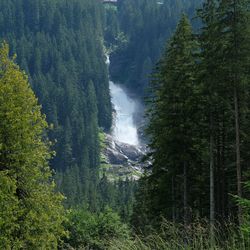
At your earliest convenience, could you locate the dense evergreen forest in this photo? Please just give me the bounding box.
[108,0,201,94]
[0,0,250,249]
[0,0,112,208]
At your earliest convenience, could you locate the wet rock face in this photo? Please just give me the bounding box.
[106,147,128,165]
[115,142,142,162]
[104,134,144,165]
[103,134,146,180]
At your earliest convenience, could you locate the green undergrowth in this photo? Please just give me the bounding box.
[109,220,250,250]
[104,3,117,11]
[63,207,130,249]
[101,164,141,182]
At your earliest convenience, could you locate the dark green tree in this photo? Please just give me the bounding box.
[216,0,250,223]
[137,15,200,228]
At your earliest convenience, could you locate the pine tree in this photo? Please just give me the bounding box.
[0,42,66,249]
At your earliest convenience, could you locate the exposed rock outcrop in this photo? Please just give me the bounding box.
[101,134,146,180]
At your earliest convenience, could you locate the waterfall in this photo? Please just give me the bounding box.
[106,55,140,146]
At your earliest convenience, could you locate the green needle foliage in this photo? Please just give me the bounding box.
[134,15,201,228]
[132,0,250,241]
[0,42,66,249]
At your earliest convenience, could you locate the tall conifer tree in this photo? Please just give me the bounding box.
[198,0,220,240]
[216,0,250,223]
[144,15,199,226]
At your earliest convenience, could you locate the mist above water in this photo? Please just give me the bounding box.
[109,81,139,146]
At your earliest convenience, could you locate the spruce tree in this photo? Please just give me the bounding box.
[216,0,250,224]
[144,15,199,226]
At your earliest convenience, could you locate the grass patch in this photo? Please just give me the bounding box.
[109,220,250,250]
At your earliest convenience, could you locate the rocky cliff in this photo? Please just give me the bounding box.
[100,133,146,181]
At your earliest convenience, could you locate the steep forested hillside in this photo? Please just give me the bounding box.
[109,0,202,94]
[1,0,249,248]
[0,0,112,207]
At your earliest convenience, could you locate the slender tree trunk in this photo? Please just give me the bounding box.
[183,162,188,226]
[172,176,176,223]
[232,0,242,225]
[234,86,242,224]
[210,112,215,243]
[217,117,224,219]
[216,129,221,216]
[221,114,226,218]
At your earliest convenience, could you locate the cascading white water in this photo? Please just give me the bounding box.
[106,55,139,146]
[109,81,139,145]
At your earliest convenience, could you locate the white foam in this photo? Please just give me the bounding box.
[109,81,139,146]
